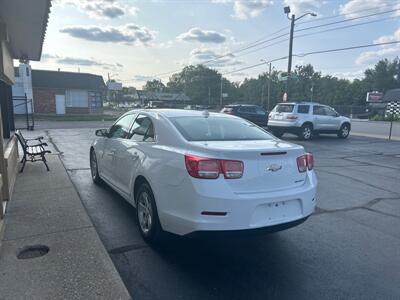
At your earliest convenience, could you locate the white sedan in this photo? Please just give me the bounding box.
[90,109,317,242]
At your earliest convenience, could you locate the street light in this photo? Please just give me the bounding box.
[284,6,317,101]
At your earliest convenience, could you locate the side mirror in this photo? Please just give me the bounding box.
[95,129,109,137]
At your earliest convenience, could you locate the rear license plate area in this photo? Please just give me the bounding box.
[250,199,302,226]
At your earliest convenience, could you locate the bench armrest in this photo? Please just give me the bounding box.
[25,136,44,142]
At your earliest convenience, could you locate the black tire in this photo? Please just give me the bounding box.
[90,149,102,185]
[338,123,350,139]
[272,131,284,138]
[136,183,163,243]
[299,124,313,140]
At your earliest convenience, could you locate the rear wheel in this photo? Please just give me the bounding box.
[136,183,163,243]
[338,123,350,139]
[90,149,102,185]
[272,130,284,138]
[300,124,313,140]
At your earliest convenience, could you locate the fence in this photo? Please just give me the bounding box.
[331,105,368,119]
[13,95,34,130]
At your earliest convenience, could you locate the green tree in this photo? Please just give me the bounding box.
[143,79,165,92]
[167,65,224,105]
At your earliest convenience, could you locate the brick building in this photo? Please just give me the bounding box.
[31,69,106,115]
[0,0,51,223]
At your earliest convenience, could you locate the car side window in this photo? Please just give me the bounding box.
[238,106,249,113]
[255,107,266,115]
[108,114,136,139]
[297,105,310,114]
[313,106,326,116]
[247,106,256,114]
[130,115,155,142]
[324,107,337,117]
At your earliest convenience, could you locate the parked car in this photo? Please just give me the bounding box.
[90,109,317,243]
[268,102,351,140]
[221,104,268,127]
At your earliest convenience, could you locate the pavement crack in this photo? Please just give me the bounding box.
[341,157,400,171]
[314,197,400,217]
[317,169,400,194]
[109,243,149,255]
[45,130,63,155]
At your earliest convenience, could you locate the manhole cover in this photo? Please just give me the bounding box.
[17,245,49,260]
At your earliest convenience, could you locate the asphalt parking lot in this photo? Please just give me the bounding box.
[39,122,400,300]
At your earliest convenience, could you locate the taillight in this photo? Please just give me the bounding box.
[306,153,314,170]
[286,114,298,121]
[297,153,314,172]
[220,160,244,179]
[185,155,244,179]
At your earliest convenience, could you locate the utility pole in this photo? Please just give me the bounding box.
[220,75,223,108]
[208,87,211,106]
[284,6,317,102]
[286,14,295,101]
[261,84,264,107]
[267,62,272,111]
[310,81,314,102]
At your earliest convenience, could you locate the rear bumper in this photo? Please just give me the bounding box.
[157,172,317,236]
[268,124,302,134]
[185,216,309,238]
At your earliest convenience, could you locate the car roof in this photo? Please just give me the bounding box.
[224,104,260,107]
[125,108,238,119]
[276,102,320,105]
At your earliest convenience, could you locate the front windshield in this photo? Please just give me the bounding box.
[170,116,274,141]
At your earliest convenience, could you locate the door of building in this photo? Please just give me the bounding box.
[55,95,66,115]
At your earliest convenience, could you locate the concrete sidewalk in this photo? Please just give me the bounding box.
[0,154,130,299]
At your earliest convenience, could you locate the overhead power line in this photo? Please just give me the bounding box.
[149,6,400,79]
[297,2,399,25]
[218,14,399,63]
[223,40,400,76]
[202,7,400,68]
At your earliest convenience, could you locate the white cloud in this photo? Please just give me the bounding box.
[355,27,400,65]
[132,75,156,82]
[283,0,323,15]
[189,48,243,67]
[41,53,123,71]
[331,70,364,80]
[60,24,156,45]
[211,0,272,20]
[177,28,227,43]
[57,0,138,19]
[340,0,400,18]
[233,0,273,20]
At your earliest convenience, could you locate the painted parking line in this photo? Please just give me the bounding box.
[351,132,400,141]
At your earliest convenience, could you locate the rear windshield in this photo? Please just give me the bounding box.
[170,116,274,141]
[274,104,294,113]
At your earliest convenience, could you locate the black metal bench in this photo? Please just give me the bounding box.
[15,130,51,173]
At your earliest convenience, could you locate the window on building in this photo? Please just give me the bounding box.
[66,90,89,107]
[26,67,30,77]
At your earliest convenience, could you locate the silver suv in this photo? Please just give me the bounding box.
[268,102,351,140]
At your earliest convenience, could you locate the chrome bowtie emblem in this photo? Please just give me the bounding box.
[267,164,282,172]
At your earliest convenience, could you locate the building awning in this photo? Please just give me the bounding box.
[0,0,51,61]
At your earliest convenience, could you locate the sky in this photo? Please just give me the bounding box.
[26,0,400,88]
